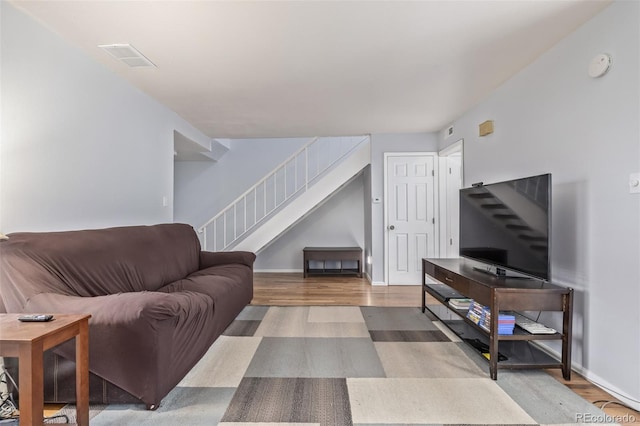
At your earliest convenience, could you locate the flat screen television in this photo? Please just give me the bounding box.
[459,173,551,281]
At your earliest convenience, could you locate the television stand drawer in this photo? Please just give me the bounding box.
[434,266,469,295]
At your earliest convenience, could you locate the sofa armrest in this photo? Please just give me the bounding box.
[23,290,212,407]
[25,291,192,323]
[199,251,256,269]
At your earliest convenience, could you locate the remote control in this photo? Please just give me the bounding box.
[18,314,54,322]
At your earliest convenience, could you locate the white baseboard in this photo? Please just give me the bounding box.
[371,281,387,286]
[580,369,640,412]
[532,342,640,411]
[254,269,302,273]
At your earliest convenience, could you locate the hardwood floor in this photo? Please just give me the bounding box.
[253,272,421,306]
[253,272,640,424]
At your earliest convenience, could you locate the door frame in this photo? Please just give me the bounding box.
[383,152,439,285]
[437,139,464,258]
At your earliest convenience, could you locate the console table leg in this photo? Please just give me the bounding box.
[489,336,498,380]
[19,341,44,426]
[489,293,499,380]
[76,320,90,426]
[303,256,308,278]
[561,289,574,380]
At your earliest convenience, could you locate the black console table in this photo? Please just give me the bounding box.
[422,258,573,380]
[303,247,363,278]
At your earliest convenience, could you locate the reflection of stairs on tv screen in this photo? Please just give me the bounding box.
[465,187,547,259]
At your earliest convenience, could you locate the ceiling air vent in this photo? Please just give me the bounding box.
[442,125,454,140]
[98,44,156,68]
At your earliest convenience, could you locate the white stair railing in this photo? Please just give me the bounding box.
[198,135,368,251]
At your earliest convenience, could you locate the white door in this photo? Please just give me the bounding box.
[386,154,437,285]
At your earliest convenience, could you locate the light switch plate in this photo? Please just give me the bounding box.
[630,173,640,194]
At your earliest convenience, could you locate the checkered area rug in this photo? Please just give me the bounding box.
[62,306,609,425]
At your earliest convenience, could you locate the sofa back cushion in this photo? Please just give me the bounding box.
[0,224,201,310]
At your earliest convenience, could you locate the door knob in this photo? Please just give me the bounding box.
[388,225,395,230]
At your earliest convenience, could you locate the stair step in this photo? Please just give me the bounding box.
[494,214,518,219]
[506,224,531,230]
[481,203,507,209]
[519,235,547,241]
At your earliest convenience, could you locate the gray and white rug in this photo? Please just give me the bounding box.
[58,306,611,425]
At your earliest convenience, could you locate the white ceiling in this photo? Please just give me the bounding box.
[12,0,611,139]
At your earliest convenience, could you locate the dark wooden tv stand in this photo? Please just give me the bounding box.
[422,258,573,380]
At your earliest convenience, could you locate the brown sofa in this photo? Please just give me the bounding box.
[0,223,255,409]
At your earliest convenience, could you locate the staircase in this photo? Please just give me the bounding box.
[198,136,370,253]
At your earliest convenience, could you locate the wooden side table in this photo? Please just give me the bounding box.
[0,314,91,426]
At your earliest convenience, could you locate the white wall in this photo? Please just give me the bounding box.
[174,137,309,228]
[255,173,365,271]
[363,164,373,280]
[0,3,209,233]
[440,0,639,408]
[369,133,439,283]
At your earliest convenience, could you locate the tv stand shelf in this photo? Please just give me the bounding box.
[422,258,573,380]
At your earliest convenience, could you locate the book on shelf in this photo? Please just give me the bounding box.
[466,302,516,335]
[448,298,473,310]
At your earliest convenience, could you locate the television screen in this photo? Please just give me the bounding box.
[459,173,551,281]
